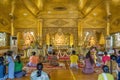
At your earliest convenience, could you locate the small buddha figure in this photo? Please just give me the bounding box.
[89,36,96,47]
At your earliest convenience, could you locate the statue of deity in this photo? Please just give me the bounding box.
[89,36,96,47]
[54,28,66,45]
[23,32,34,47]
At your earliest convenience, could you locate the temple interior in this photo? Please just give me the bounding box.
[0,0,120,80]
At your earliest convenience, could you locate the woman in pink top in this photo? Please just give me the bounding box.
[102,52,110,65]
[27,52,39,67]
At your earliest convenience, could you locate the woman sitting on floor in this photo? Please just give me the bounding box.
[102,52,110,65]
[82,50,95,74]
[70,50,79,69]
[27,52,39,67]
[31,63,50,80]
[50,52,59,66]
[14,55,26,78]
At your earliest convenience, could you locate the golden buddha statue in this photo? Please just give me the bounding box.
[89,36,96,47]
[54,28,66,45]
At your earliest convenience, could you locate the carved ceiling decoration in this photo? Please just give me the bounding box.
[0,18,8,26]
[0,0,120,33]
[83,16,106,28]
[111,17,120,33]
[54,6,67,11]
[43,19,77,27]
[51,19,69,26]
[22,0,43,16]
[113,18,120,26]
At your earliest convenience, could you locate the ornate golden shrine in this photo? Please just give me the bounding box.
[45,28,74,47]
[2,0,119,49]
[52,28,68,46]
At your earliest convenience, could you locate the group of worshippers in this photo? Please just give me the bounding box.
[0,50,50,80]
[69,46,120,80]
[0,51,26,80]
[1,45,120,80]
[29,44,120,80]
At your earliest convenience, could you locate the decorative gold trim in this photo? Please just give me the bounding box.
[0,46,10,50]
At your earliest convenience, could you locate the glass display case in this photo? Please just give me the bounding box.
[0,32,10,47]
[112,33,120,48]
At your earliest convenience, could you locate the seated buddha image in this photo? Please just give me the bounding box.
[54,28,66,45]
[89,36,96,47]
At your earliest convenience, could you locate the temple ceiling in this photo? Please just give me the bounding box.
[0,0,120,33]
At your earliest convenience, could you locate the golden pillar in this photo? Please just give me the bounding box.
[46,33,50,45]
[11,19,14,36]
[37,19,40,37]
[106,18,110,36]
[106,0,111,36]
[36,0,43,10]
[37,19,43,46]
[10,0,15,36]
[78,20,82,46]
[70,34,74,47]
[78,0,87,10]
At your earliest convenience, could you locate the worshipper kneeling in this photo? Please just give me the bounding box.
[70,50,79,69]
[102,52,110,65]
[98,65,114,80]
[82,51,95,74]
[27,52,39,67]
[50,52,59,66]
[14,55,26,78]
[31,63,50,80]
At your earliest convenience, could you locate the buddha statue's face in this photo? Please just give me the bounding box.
[91,37,94,40]
[58,28,62,33]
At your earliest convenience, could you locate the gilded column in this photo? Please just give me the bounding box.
[37,19,43,46]
[78,0,87,10]
[11,19,14,36]
[106,0,110,36]
[11,0,15,36]
[70,34,74,47]
[46,34,50,45]
[36,0,43,10]
[78,19,82,46]
[37,19,40,37]
[106,18,110,36]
